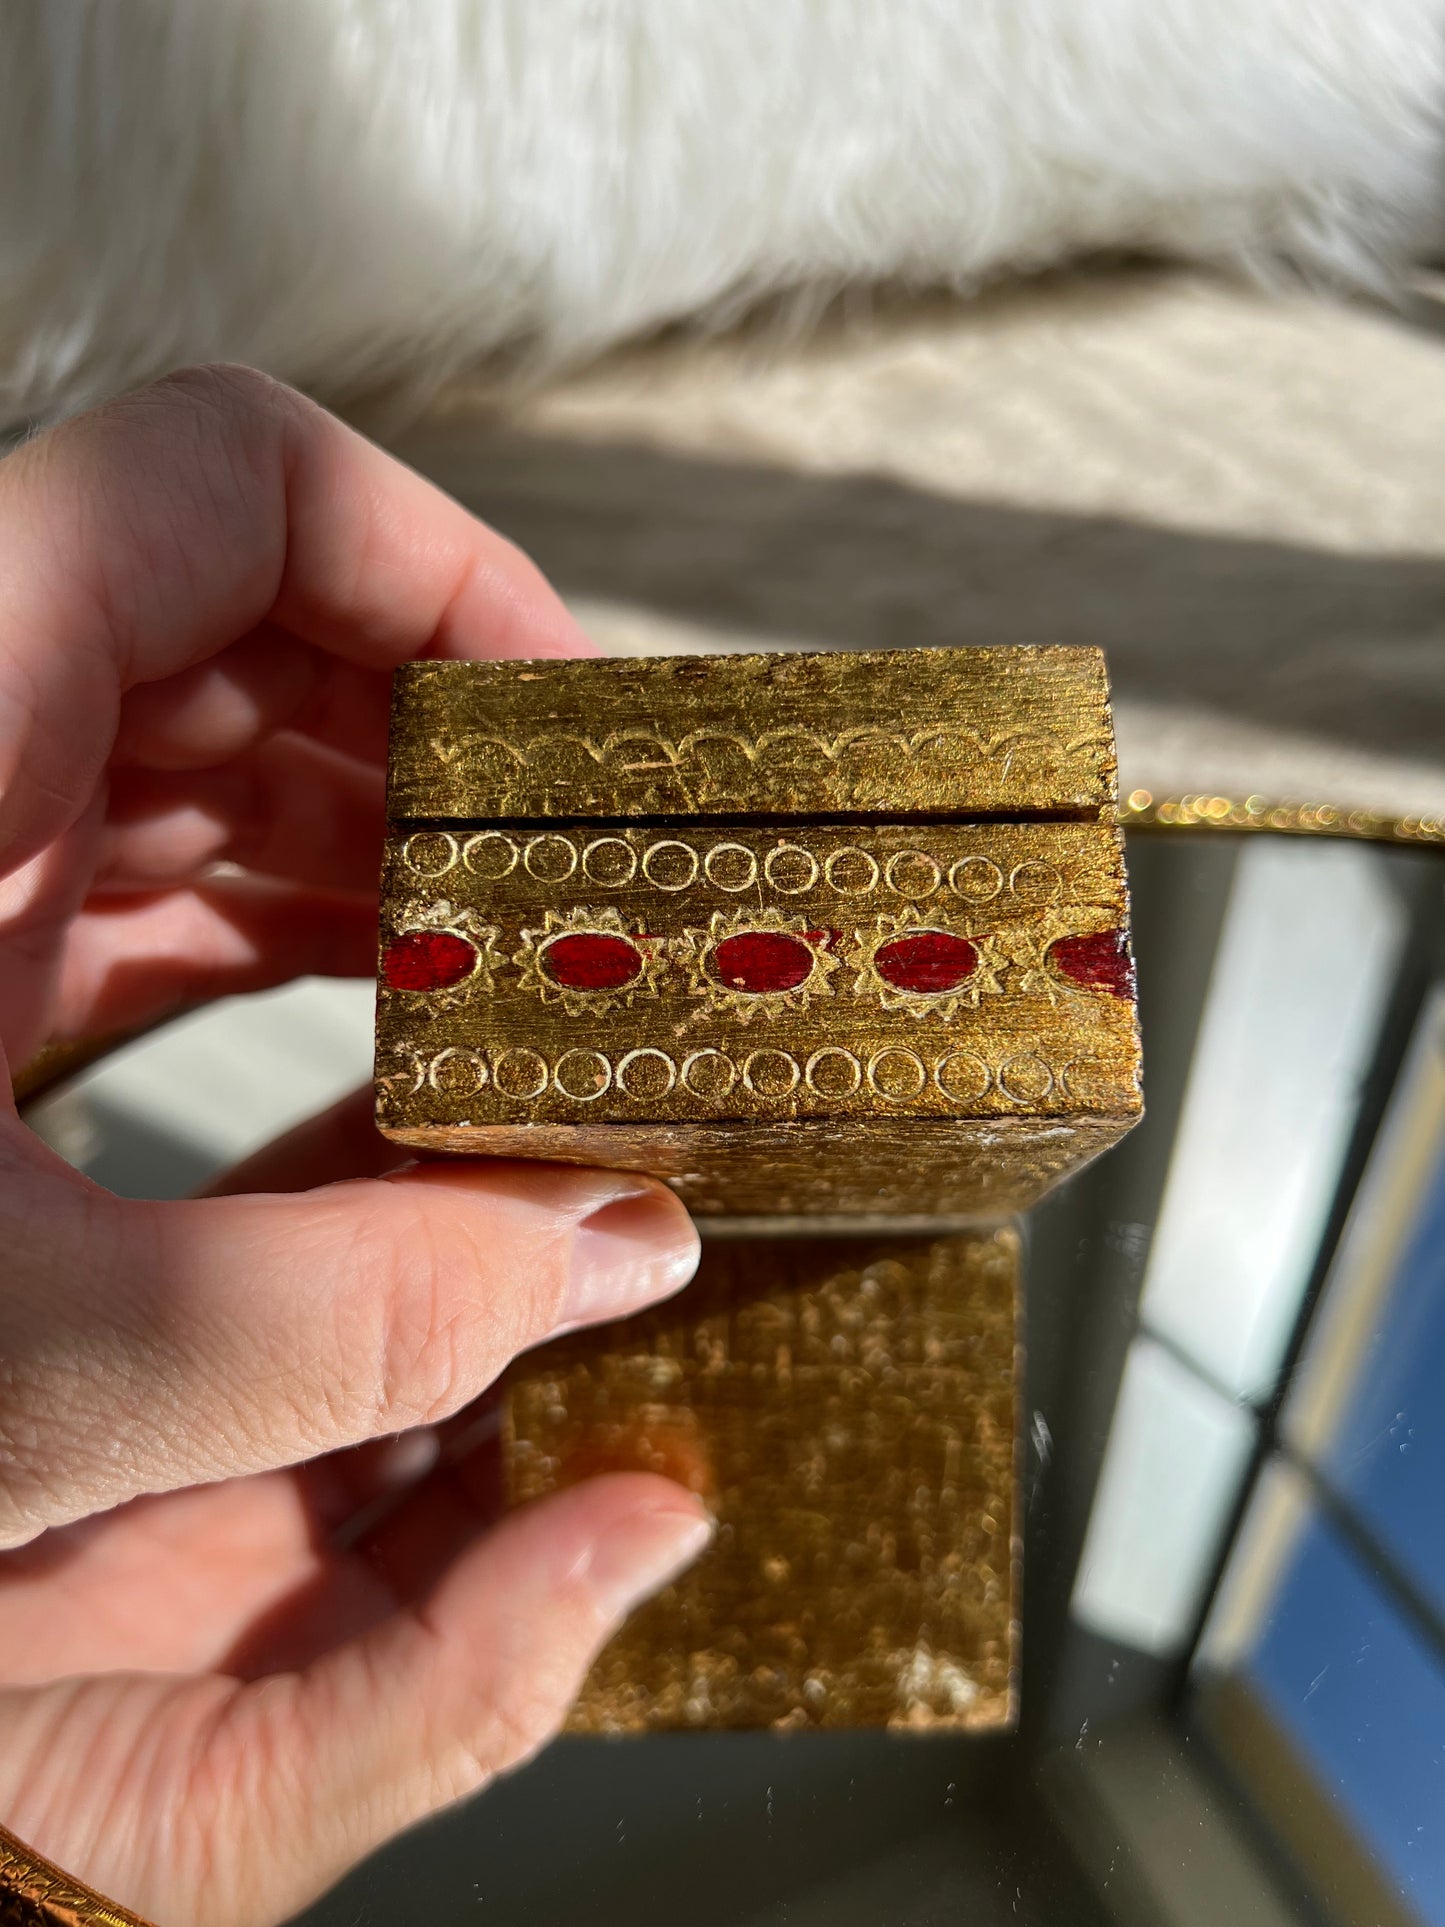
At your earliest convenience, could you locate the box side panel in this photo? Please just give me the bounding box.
[378,1113,1133,1217]
[504,1229,1020,1733]
[386,647,1114,820]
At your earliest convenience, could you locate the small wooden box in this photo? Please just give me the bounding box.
[374,648,1141,1216]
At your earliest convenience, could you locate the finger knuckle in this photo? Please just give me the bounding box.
[350,1195,497,1432]
[375,1272,469,1432]
[144,361,302,428]
[106,364,310,524]
[430,1673,571,1807]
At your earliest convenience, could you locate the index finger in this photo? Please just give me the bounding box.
[0,365,592,873]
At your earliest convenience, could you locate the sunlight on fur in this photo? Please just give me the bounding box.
[0,0,1441,428]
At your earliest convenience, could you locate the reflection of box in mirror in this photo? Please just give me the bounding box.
[374,649,1142,1216]
[505,1230,1021,1733]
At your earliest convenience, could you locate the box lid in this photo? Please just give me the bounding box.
[386,646,1116,822]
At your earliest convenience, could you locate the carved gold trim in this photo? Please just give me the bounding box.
[382,896,504,1003]
[387,649,1118,820]
[13,795,1443,1115]
[677,907,842,1024]
[0,1821,157,1926]
[432,721,1112,774]
[511,906,667,1017]
[849,908,1001,1019]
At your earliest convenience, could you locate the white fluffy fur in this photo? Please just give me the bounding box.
[1,0,1441,425]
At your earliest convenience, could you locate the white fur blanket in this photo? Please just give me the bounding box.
[1,0,1442,426]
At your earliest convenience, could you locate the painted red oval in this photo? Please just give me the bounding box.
[712,931,814,994]
[1050,929,1134,997]
[383,929,478,992]
[874,930,978,995]
[542,932,645,992]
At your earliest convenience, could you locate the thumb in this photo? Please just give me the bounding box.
[0,1144,699,1545]
[266,1475,711,1911]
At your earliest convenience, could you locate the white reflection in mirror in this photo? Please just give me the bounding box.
[1140,839,1406,1403]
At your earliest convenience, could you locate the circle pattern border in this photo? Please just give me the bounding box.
[419,1045,1091,1110]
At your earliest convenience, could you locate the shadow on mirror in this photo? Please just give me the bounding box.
[25,832,1445,1927]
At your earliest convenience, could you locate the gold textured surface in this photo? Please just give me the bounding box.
[505,1229,1020,1733]
[0,1825,155,1927]
[376,649,1141,1215]
[386,648,1116,820]
[383,1115,1128,1219]
[375,821,1141,1214]
[375,821,1138,1127]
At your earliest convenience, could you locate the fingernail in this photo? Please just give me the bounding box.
[563,1187,700,1329]
[585,1503,714,1620]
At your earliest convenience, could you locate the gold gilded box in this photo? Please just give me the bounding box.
[374,648,1141,1216]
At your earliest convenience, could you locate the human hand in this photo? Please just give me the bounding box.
[0,369,707,1927]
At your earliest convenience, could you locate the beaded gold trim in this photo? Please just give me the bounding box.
[0,1822,156,1926]
[12,794,1444,1115]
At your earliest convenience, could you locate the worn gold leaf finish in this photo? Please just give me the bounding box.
[385,647,1116,820]
[375,822,1136,1128]
[505,1230,1021,1733]
[382,653,1115,1732]
[377,649,1141,1215]
[385,1115,1126,1220]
